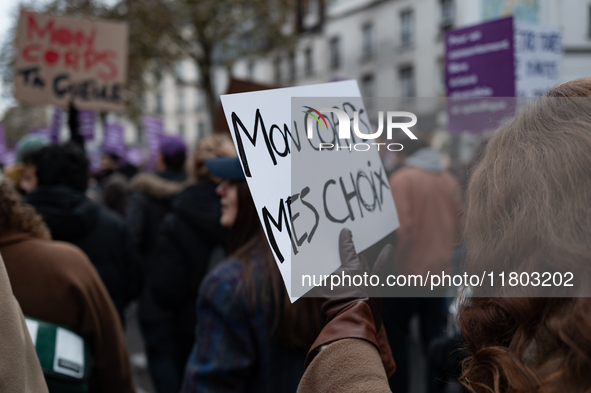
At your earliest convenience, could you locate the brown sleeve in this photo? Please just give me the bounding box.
[298,339,391,393]
[0,254,48,393]
[60,246,136,393]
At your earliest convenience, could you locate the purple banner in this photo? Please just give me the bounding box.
[445,17,515,98]
[445,17,515,134]
[0,125,6,164]
[143,116,164,171]
[3,150,16,166]
[103,123,126,159]
[30,127,52,143]
[125,147,144,167]
[78,110,95,141]
[49,107,62,144]
[87,149,102,174]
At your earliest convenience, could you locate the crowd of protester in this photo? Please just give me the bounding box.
[0,77,590,393]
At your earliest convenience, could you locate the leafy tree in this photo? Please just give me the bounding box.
[170,0,296,119]
[1,0,296,124]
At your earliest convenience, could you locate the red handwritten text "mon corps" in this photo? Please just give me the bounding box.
[21,15,118,81]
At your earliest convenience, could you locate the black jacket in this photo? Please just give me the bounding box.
[151,181,228,358]
[26,185,142,320]
[125,171,186,322]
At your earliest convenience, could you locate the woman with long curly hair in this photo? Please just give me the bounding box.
[458,77,591,392]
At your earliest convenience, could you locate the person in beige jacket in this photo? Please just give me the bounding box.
[0,251,48,392]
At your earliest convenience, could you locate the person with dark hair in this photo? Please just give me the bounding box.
[21,143,142,322]
[0,178,136,393]
[126,135,187,262]
[180,156,324,393]
[124,135,187,392]
[383,137,464,392]
[147,134,236,393]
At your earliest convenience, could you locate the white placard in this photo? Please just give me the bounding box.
[515,24,561,97]
[221,81,400,300]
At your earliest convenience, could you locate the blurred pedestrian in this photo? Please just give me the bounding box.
[180,156,323,393]
[126,135,187,261]
[384,138,464,393]
[0,178,135,393]
[148,134,235,392]
[2,134,48,194]
[21,143,142,322]
[123,135,187,392]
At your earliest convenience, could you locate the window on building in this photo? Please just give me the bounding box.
[362,23,374,58]
[305,47,314,76]
[155,93,163,114]
[274,57,282,84]
[399,65,415,97]
[198,122,205,139]
[247,60,255,80]
[330,36,341,70]
[308,0,319,16]
[196,90,207,111]
[178,122,185,138]
[361,73,375,97]
[177,91,184,113]
[440,0,455,30]
[174,61,184,82]
[400,10,414,47]
[289,51,297,82]
[154,69,162,86]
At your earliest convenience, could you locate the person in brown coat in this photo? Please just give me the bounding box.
[384,138,464,393]
[0,179,136,393]
[0,252,48,393]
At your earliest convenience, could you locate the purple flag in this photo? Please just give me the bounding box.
[125,147,144,167]
[0,125,6,164]
[87,149,102,174]
[49,107,62,144]
[103,123,126,160]
[30,127,52,143]
[78,110,95,141]
[143,116,164,171]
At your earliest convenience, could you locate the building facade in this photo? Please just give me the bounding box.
[143,0,591,147]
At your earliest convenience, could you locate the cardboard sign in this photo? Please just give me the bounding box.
[221,81,399,299]
[14,10,128,112]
